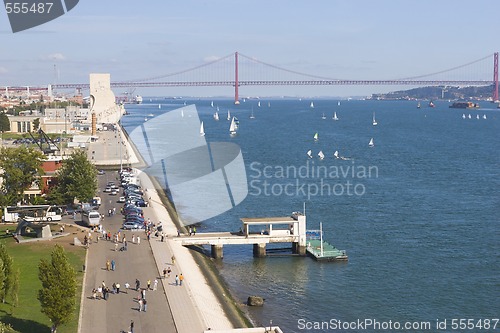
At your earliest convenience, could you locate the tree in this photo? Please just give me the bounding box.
[0,243,14,304]
[0,321,19,333]
[49,150,97,204]
[38,245,77,333]
[0,147,46,206]
[0,113,9,133]
[32,118,40,131]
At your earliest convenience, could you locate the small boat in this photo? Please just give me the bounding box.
[337,101,341,106]
[429,101,435,107]
[321,113,326,120]
[476,114,480,119]
[229,117,237,135]
[372,112,377,126]
[211,101,214,107]
[468,114,471,119]
[417,102,421,109]
[258,101,261,107]
[158,104,161,109]
[144,117,148,122]
[318,151,325,160]
[483,114,487,119]
[369,138,374,147]
[310,102,314,109]
[306,150,313,159]
[147,113,154,117]
[200,121,205,136]
[462,114,466,119]
[333,150,339,159]
[333,112,339,121]
[268,102,271,108]
[227,110,231,121]
[313,132,319,142]
[213,111,219,121]
[250,109,255,119]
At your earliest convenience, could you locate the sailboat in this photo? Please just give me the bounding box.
[313,132,319,142]
[318,151,325,160]
[321,113,326,120]
[476,114,480,119]
[213,111,219,121]
[268,102,271,108]
[369,138,374,147]
[417,102,421,109]
[372,112,378,126]
[468,114,471,119]
[227,110,231,121]
[257,101,261,107]
[200,121,205,136]
[483,114,487,119]
[158,104,161,109]
[333,150,339,159]
[333,112,339,121]
[338,101,341,106]
[462,114,466,119]
[229,117,237,135]
[211,101,214,107]
[306,150,313,159]
[310,102,314,109]
[250,109,255,119]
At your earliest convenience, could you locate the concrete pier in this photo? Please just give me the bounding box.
[253,243,266,257]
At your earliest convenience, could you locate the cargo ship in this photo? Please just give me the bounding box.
[449,101,480,109]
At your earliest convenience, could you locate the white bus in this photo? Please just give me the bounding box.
[82,210,101,227]
[2,205,62,222]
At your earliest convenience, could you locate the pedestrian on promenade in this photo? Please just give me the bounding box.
[135,279,140,291]
[143,299,147,312]
[130,320,134,333]
[171,255,175,265]
[162,268,167,279]
[147,279,151,290]
[167,266,171,278]
[111,259,115,271]
[175,275,179,286]
[137,236,141,245]
[153,279,158,291]
[189,226,192,236]
[97,286,102,299]
[106,260,110,271]
[141,288,146,300]
[193,226,197,235]
[115,243,118,251]
[138,298,143,312]
[177,229,180,237]
[161,232,165,242]
[132,234,136,244]
[116,283,120,294]
[179,273,184,286]
[124,282,130,293]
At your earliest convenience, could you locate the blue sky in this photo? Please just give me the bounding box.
[0,0,498,97]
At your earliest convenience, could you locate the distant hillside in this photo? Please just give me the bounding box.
[372,84,496,100]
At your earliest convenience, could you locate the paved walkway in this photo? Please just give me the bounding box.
[80,127,235,333]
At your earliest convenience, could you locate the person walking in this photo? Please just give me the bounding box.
[167,266,171,278]
[138,298,143,312]
[135,279,140,291]
[162,267,167,279]
[171,255,175,265]
[124,282,130,293]
[153,279,158,291]
[175,275,179,286]
[116,283,120,294]
[143,299,147,312]
[137,235,141,245]
[141,288,146,300]
[179,273,184,286]
[106,260,110,271]
[111,259,115,271]
[130,320,134,333]
[147,279,151,290]
[193,226,197,235]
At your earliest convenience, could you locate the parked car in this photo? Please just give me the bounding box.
[122,222,144,230]
[117,197,126,203]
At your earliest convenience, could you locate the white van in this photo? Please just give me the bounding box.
[82,210,101,227]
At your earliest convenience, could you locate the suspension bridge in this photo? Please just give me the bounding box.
[2,51,499,103]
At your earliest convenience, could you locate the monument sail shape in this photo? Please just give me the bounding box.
[89,73,124,124]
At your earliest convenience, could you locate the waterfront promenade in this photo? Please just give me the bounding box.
[80,129,240,333]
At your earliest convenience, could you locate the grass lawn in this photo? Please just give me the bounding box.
[0,224,86,333]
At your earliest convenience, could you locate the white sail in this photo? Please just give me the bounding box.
[214,111,219,121]
[483,114,487,119]
[307,150,313,158]
[322,113,326,119]
[211,101,214,107]
[158,104,161,109]
[310,102,314,108]
[258,101,261,107]
[314,132,319,141]
[200,121,205,136]
[318,151,325,160]
[338,101,341,106]
[372,112,378,126]
[250,110,255,119]
[227,110,231,121]
[462,114,466,119]
[369,138,374,147]
[468,114,471,119]
[229,117,237,135]
[476,114,480,119]
[334,150,339,158]
[333,112,339,120]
